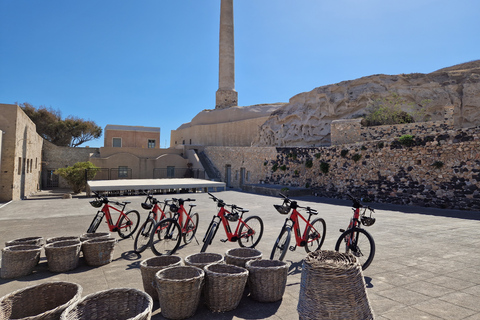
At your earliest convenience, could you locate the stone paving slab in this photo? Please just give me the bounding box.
[1,190,479,319]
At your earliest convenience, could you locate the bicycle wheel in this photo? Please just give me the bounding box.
[87,212,103,233]
[183,212,199,244]
[304,218,327,253]
[270,227,291,261]
[335,227,375,270]
[150,218,182,256]
[200,221,218,253]
[117,210,140,239]
[238,215,264,248]
[134,218,155,253]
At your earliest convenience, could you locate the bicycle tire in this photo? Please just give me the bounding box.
[238,215,264,248]
[150,218,182,256]
[304,218,327,253]
[200,221,218,253]
[335,227,375,270]
[183,212,198,244]
[133,218,155,253]
[87,211,103,233]
[117,210,140,239]
[270,227,291,261]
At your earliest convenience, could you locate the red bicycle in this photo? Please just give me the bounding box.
[133,193,172,253]
[87,191,140,238]
[201,192,264,252]
[270,193,326,261]
[149,197,198,256]
[335,194,376,270]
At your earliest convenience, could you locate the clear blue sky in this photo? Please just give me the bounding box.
[1,0,478,148]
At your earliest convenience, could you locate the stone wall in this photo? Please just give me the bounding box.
[205,125,480,210]
[331,106,455,145]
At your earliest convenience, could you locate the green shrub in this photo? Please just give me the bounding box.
[432,161,444,169]
[314,153,321,159]
[398,134,415,147]
[280,165,287,171]
[320,162,330,174]
[377,141,384,149]
[305,159,313,168]
[352,153,362,162]
[54,161,99,193]
[294,169,299,176]
[272,163,279,172]
[340,149,349,158]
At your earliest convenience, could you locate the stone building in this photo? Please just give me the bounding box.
[0,104,43,201]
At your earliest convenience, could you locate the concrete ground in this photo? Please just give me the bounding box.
[1,189,480,319]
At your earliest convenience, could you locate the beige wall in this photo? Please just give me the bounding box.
[0,104,43,201]
[171,116,269,147]
[104,126,160,148]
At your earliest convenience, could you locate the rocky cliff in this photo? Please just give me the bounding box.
[252,60,480,147]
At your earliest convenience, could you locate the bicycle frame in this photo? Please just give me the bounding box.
[99,203,129,232]
[172,199,196,236]
[283,208,318,247]
[215,206,249,242]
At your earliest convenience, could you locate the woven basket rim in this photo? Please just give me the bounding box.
[45,240,81,249]
[185,252,224,263]
[225,247,262,258]
[2,244,43,252]
[82,237,116,244]
[62,287,152,319]
[155,265,204,282]
[140,255,182,268]
[246,259,288,269]
[46,236,80,243]
[205,263,248,276]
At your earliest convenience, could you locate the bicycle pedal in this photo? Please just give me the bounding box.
[339,229,345,233]
[220,239,228,243]
[289,246,296,251]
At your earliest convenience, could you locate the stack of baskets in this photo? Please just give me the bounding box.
[225,247,262,268]
[203,263,249,312]
[246,259,289,302]
[297,250,374,320]
[45,240,82,272]
[155,266,205,320]
[140,255,183,300]
[0,281,82,320]
[81,237,116,266]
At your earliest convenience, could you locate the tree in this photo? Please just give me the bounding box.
[20,103,102,147]
[54,161,100,193]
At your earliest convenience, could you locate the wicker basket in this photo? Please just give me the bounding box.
[0,281,82,320]
[297,250,374,320]
[204,263,249,312]
[60,288,152,320]
[246,259,289,302]
[140,255,183,300]
[1,245,42,279]
[79,233,110,242]
[81,237,116,266]
[5,236,44,247]
[185,252,224,269]
[47,236,80,244]
[45,240,82,273]
[155,266,204,320]
[225,247,262,268]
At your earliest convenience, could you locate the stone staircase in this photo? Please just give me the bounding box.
[197,151,222,181]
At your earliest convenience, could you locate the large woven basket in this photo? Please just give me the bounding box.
[60,288,152,320]
[0,281,82,320]
[297,250,374,320]
[246,259,289,302]
[225,247,262,268]
[45,240,82,273]
[5,236,44,247]
[81,237,116,266]
[155,266,204,320]
[79,233,110,242]
[204,263,249,312]
[185,252,224,269]
[1,245,42,279]
[47,236,80,244]
[140,255,183,300]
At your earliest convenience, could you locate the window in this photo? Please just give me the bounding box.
[112,138,122,148]
[118,166,128,178]
[148,139,156,148]
[18,158,21,174]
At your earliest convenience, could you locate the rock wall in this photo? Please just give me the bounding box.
[206,125,480,210]
[253,61,480,147]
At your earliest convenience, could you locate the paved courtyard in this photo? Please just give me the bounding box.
[1,189,480,319]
